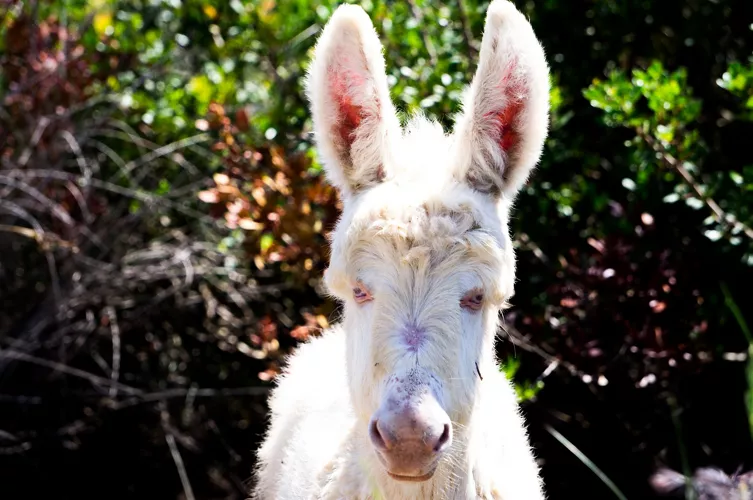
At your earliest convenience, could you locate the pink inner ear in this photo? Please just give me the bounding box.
[482,61,525,155]
[329,62,368,147]
[487,97,523,152]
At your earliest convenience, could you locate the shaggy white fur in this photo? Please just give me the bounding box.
[252,1,550,498]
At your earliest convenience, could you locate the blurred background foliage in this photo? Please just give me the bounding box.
[1,0,753,498]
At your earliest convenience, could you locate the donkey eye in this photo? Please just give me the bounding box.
[353,282,372,304]
[460,289,484,311]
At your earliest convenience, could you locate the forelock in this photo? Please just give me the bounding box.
[327,193,514,302]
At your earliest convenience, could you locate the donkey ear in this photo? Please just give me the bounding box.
[305,4,400,199]
[452,0,550,199]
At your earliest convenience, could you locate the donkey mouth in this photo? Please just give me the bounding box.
[387,467,437,482]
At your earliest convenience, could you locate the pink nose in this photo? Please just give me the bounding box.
[368,403,452,481]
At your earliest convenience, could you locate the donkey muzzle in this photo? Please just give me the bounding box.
[368,370,452,481]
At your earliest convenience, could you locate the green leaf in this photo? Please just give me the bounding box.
[260,233,275,253]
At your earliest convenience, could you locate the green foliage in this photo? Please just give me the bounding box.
[501,356,545,403]
[2,0,753,498]
[585,59,753,263]
[718,60,753,120]
[585,61,702,146]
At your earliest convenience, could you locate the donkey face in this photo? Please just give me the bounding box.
[306,0,549,482]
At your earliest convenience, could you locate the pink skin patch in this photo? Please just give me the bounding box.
[328,60,369,147]
[384,369,443,411]
[401,324,426,352]
[482,58,525,154]
[326,56,385,184]
[486,96,523,152]
[460,288,484,311]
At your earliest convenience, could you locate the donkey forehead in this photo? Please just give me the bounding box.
[345,179,507,244]
[326,198,516,301]
[335,186,512,283]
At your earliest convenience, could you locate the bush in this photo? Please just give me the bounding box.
[1,1,752,498]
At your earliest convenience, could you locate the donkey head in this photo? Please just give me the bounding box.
[306,0,549,482]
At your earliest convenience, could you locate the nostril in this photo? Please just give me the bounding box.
[434,423,452,452]
[369,419,389,451]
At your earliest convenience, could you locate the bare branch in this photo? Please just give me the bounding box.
[123,133,209,181]
[109,386,270,411]
[60,129,95,180]
[642,132,753,241]
[161,406,196,500]
[3,168,213,222]
[457,0,479,60]
[405,0,438,66]
[18,116,51,167]
[0,349,142,396]
[104,306,122,399]
[0,199,62,302]
[0,174,75,226]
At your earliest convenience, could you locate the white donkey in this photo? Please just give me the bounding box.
[252,1,550,498]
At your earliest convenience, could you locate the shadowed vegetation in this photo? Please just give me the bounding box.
[1,0,752,498]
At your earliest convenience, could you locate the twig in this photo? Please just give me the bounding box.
[104,306,121,399]
[206,419,243,464]
[517,232,550,265]
[161,407,196,500]
[90,349,112,375]
[405,0,438,66]
[111,386,270,410]
[64,180,94,224]
[0,172,105,249]
[89,139,135,187]
[500,323,586,381]
[457,0,478,60]
[123,133,209,181]
[0,349,142,396]
[642,132,753,241]
[545,424,629,500]
[0,429,20,442]
[3,168,213,222]
[60,129,94,181]
[0,442,32,455]
[164,431,196,500]
[0,224,42,241]
[0,199,62,303]
[0,174,76,226]
[18,116,50,167]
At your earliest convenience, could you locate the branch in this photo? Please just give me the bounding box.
[161,404,196,500]
[0,349,142,396]
[104,306,121,399]
[110,386,270,410]
[405,0,438,66]
[641,132,753,241]
[500,322,598,386]
[457,0,478,60]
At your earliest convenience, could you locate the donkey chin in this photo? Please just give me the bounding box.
[367,368,453,482]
